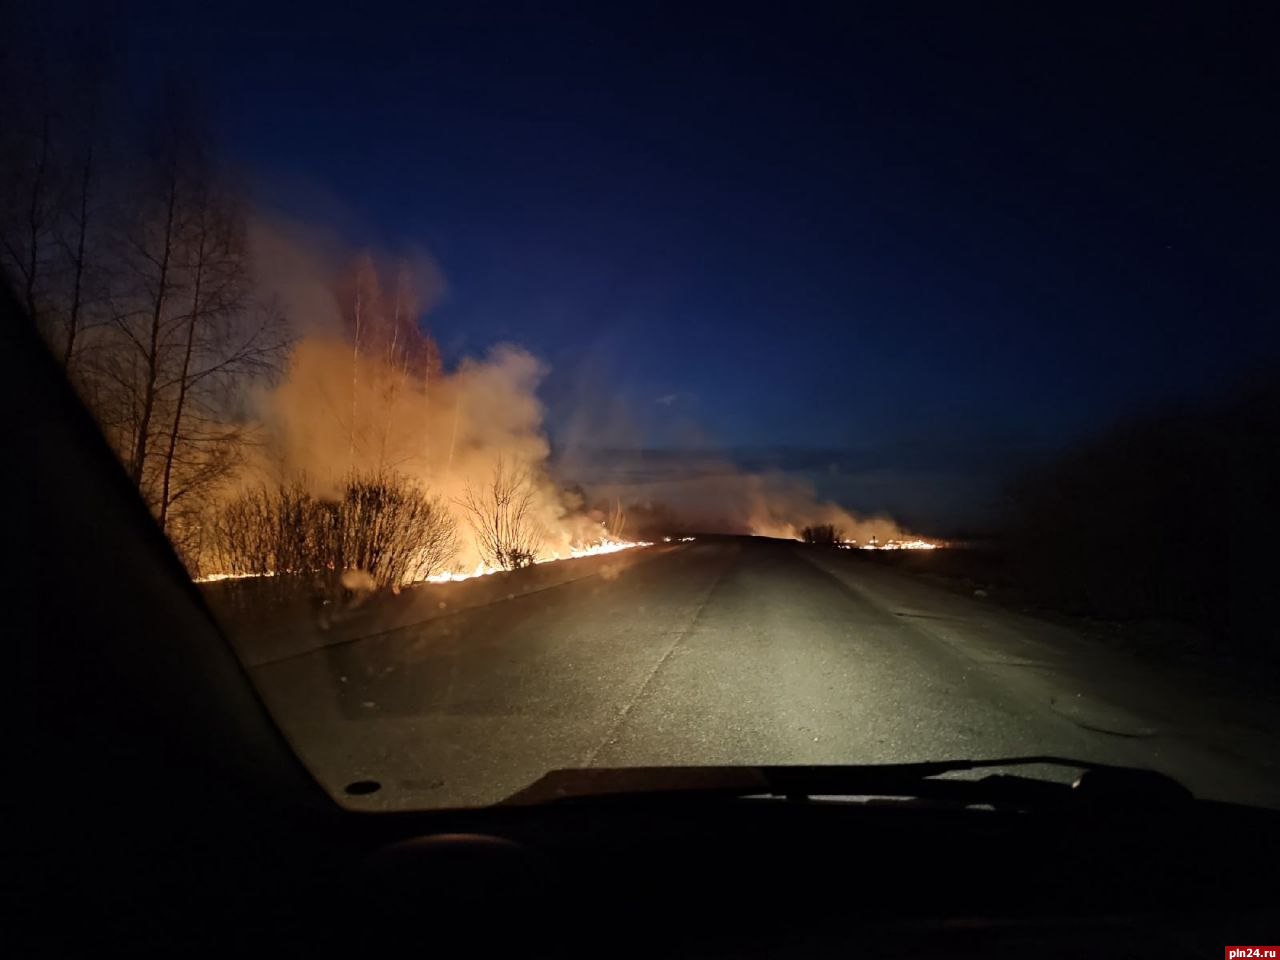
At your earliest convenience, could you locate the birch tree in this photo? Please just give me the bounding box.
[99,100,288,556]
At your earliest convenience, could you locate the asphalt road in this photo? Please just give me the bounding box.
[250,537,1280,810]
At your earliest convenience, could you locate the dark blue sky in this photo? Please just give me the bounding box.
[56,1,1280,524]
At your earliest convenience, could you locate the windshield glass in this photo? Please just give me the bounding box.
[7,4,1278,811]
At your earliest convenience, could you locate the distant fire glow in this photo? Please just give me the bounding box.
[839,538,941,551]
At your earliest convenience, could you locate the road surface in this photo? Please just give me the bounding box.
[249,537,1280,809]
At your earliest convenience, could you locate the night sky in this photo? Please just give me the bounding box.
[37,2,1280,527]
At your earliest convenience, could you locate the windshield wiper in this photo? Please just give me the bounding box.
[504,756,1193,810]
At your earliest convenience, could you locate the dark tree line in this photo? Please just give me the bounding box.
[801,524,842,546]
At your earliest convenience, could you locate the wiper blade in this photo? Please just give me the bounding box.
[504,756,1193,810]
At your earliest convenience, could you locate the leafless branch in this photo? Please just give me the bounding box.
[458,458,545,570]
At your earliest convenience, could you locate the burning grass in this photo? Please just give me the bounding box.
[202,468,652,589]
[799,524,942,550]
[424,535,652,583]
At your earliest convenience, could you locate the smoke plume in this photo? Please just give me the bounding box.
[576,455,914,544]
[218,219,924,578]
[236,221,605,572]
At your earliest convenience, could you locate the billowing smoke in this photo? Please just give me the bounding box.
[212,219,926,580]
[576,455,914,544]
[230,221,607,574]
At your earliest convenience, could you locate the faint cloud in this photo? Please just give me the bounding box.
[655,393,678,407]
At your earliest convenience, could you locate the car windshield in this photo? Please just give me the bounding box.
[6,4,1278,812]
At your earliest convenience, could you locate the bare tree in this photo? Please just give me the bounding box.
[155,177,286,533]
[0,40,118,383]
[0,51,289,576]
[459,459,545,569]
[606,497,627,539]
[18,118,52,325]
[56,134,95,367]
[49,55,109,372]
[97,98,287,548]
[330,257,443,474]
[346,255,373,472]
[0,67,60,339]
[116,114,185,492]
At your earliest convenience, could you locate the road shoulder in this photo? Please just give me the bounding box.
[795,545,1280,804]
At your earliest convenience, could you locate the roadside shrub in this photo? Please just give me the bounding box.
[336,474,458,585]
[211,472,457,588]
[801,524,841,546]
[458,459,545,570]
